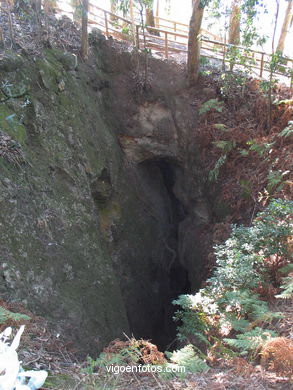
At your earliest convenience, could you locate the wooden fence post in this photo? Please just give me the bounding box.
[104,10,109,37]
[260,52,264,77]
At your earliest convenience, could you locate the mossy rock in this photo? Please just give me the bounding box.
[0,53,24,72]
[36,55,63,92]
[0,105,26,144]
[44,374,80,390]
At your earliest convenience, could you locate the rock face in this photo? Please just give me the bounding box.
[0,38,210,353]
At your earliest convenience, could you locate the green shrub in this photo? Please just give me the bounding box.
[173,199,292,358]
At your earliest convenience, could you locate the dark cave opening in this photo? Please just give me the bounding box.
[138,158,191,351]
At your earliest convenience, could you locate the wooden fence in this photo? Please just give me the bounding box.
[56,2,293,85]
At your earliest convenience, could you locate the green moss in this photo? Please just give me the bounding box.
[0,104,27,144]
[44,374,79,389]
[36,54,63,92]
[99,201,121,234]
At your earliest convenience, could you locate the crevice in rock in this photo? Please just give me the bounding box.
[136,158,191,350]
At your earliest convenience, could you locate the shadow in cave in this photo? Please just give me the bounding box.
[138,158,191,351]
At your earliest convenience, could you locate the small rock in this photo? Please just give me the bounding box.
[0,54,24,72]
[58,79,65,92]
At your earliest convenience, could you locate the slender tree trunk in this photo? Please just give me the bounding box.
[228,0,241,70]
[276,0,292,53]
[146,6,159,35]
[81,0,88,60]
[110,0,117,21]
[7,0,14,46]
[268,0,280,131]
[187,0,205,85]
[129,0,136,45]
[156,0,159,27]
[228,0,241,45]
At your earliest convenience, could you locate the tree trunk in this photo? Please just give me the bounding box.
[110,0,117,21]
[276,0,292,53]
[129,0,136,45]
[146,7,159,35]
[146,8,155,26]
[156,0,159,27]
[81,0,88,60]
[228,0,241,45]
[187,0,205,85]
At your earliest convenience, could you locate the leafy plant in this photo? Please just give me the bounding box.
[266,169,284,194]
[199,98,224,115]
[220,71,247,105]
[0,306,30,324]
[224,328,277,356]
[246,139,275,157]
[208,154,227,182]
[213,140,236,153]
[278,121,293,138]
[173,199,292,360]
[173,295,211,345]
[213,123,228,131]
[276,264,293,300]
[165,345,209,376]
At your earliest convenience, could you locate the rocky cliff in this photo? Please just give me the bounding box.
[0,35,210,353]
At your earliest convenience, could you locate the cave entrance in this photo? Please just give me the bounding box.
[138,158,191,351]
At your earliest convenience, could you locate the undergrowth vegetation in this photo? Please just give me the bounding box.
[82,199,292,388]
[173,199,293,377]
[0,302,31,328]
[196,71,292,224]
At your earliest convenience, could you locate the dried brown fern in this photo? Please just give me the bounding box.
[103,338,166,365]
[260,337,293,378]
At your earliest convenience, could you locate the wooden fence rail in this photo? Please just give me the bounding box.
[55,2,293,85]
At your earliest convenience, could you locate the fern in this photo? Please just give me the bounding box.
[224,328,277,356]
[163,345,208,378]
[213,123,228,131]
[208,154,227,183]
[276,275,293,299]
[247,139,275,157]
[218,290,271,321]
[0,306,30,324]
[173,199,292,359]
[213,140,236,153]
[199,98,224,115]
[278,121,293,137]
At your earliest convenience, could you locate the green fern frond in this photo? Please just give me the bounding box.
[199,99,224,115]
[224,328,277,355]
[208,154,227,183]
[278,121,293,137]
[276,275,293,299]
[0,306,30,325]
[213,140,236,153]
